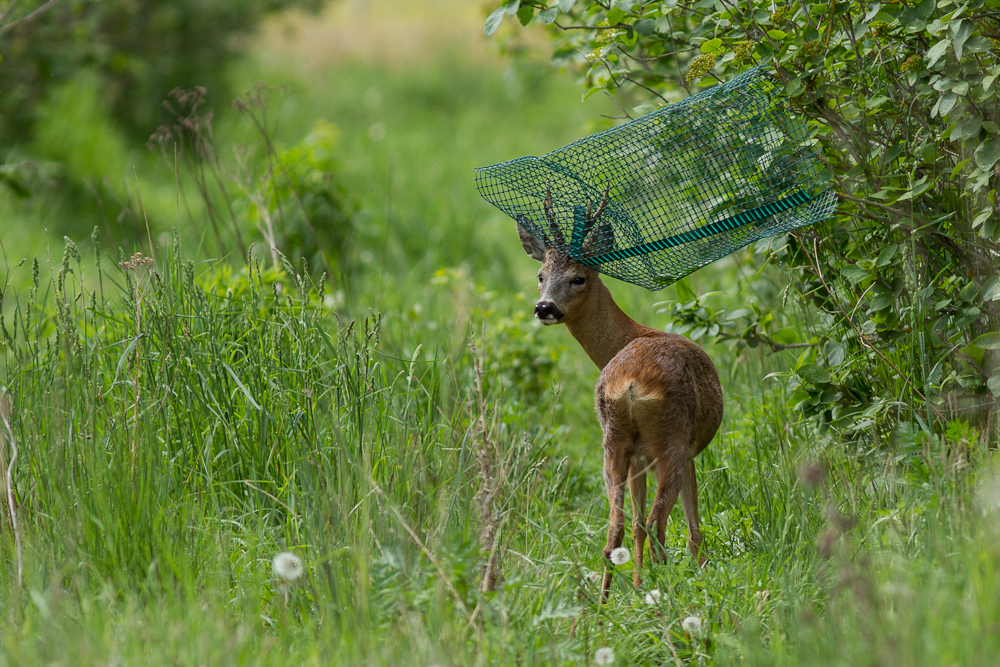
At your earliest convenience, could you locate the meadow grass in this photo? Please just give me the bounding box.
[0,15,999,666]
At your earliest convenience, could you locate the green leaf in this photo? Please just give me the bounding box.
[820,389,843,404]
[539,7,557,24]
[982,275,1000,300]
[767,29,787,40]
[988,373,1000,397]
[842,265,869,282]
[867,95,888,109]
[897,175,932,200]
[606,6,625,23]
[928,361,943,385]
[559,0,574,11]
[937,92,958,118]
[876,244,898,266]
[975,138,1000,171]
[918,0,936,19]
[899,7,922,25]
[634,18,654,36]
[700,37,723,54]
[964,35,993,54]
[952,19,972,60]
[885,143,905,163]
[786,77,803,96]
[798,363,832,385]
[485,7,506,36]
[971,332,1000,350]
[974,206,993,229]
[771,327,798,345]
[613,0,635,10]
[516,5,534,26]
[870,291,895,311]
[504,0,520,16]
[926,38,952,67]
[951,114,983,141]
[932,77,955,92]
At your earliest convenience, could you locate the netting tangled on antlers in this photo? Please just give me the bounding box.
[474,67,838,291]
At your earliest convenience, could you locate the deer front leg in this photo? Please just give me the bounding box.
[628,463,647,588]
[600,442,630,599]
[681,458,705,565]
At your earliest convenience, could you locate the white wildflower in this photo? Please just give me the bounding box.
[644,588,662,606]
[272,551,304,582]
[681,615,703,635]
[594,646,616,665]
[609,546,631,566]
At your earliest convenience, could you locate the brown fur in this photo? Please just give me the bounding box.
[519,223,723,597]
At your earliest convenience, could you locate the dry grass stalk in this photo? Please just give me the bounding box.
[469,339,503,593]
[0,391,22,586]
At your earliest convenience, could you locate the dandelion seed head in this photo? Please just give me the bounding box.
[681,615,703,635]
[272,551,303,582]
[644,588,662,605]
[609,547,630,566]
[594,646,616,665]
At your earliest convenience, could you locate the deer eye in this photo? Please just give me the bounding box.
[571,276,586,285]
[537,274,543,282]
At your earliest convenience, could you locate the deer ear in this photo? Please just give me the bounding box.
[517,222,548,262]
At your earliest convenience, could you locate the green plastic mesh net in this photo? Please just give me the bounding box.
[474,67,838,291]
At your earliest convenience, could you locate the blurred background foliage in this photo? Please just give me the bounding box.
[0,0,324,143]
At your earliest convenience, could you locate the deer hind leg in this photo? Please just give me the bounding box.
[645,451,685,565]
[681,459,705,565]
[628,462,647,588]
[600,440,631,599]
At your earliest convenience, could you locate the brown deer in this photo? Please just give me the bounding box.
[517,205,723,597]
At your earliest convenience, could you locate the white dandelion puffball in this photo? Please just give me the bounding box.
[272,551,304,582]
[609,547,631,566]
[644,589,662,606]
[594,646,616,665]
[681,615,703,635]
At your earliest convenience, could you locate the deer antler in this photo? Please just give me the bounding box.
[544,179,566,247]
[579,184,613,258]
[587,185,611,224]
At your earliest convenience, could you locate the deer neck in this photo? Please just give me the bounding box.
[564,279,654,370]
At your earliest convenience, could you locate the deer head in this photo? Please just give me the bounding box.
[518,223,599,326]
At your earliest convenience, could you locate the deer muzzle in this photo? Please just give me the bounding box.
[534,301,563,324]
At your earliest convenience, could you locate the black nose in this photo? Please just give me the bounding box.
[534,301,561,320]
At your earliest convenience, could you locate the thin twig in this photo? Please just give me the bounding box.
[0,0,60,34]
[602,91,634,121]
[622,74,670,104]
[0,0,20,27]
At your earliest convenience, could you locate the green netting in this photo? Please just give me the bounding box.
[474,67,838,291]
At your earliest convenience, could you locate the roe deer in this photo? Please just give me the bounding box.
[517,219,723,597]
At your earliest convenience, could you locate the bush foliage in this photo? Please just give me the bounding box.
[489,0,1000,441]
